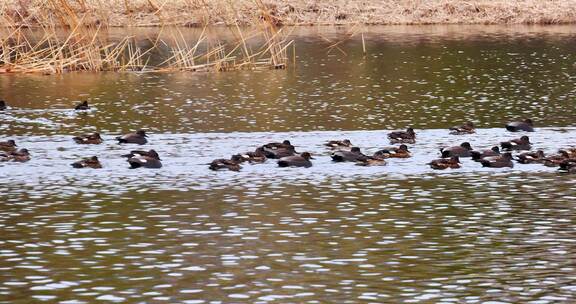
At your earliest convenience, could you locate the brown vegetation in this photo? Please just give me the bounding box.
[2,0,576,27]
[0,1,292,73]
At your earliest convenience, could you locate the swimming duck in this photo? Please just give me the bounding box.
[441,142,473,158]
[232,147,267,164]
[117,130,148,145]
[506,119,534,132]
[428,156,461,170]
[74,100,90,110]
[324,139,353,149]
[470,146,500,161]
[0,140,17,153]
[71,156,102,169]
[127,150,162,169]
[561,148,576,158]
[501,136,531,151]
[73,133,103,145]
[331,147,370,162]
[558,159,576,173]
[277,152,313,168]
[480,153,514,168]
[388,128,416,144]
[0,100,6,110]
[543,150,571,167]
[0,148,30,162]
[261,140,296,159]
[209,155,242,171]
[356,157,387,166]
[449,122,475,135]
[122,149,161,160]
[516,150,546,164]
[373,144,411,159]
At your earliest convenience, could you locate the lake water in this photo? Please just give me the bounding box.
[1,25,576,303]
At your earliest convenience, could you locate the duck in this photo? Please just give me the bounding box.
[356,157,387,166]
[506,119,534,132]
[470,146,500,161]
[449,122,475,135]
[277,152,313,168]
[480,153,514,168]
[441,142,473,158]
[561,148,576,158]
[74,100,90,110]
[232,147,267,164]
[117,130,148,145]
[543,150,571,167]
[428,156,461,170]
[388,128,416,144]
[261,140,296,159]
[122,149,161,160]
[331,147,370,162]
[127,150,162,169]
[71,156,102,169]
[209,155,242,171]
[0,148,31,162]
[516,150,546,164]
[372,144,411,159]
[501,136,531,151]
[0,139,17,153]
[324,139,352,149]
[0,100,6,110]
[73,133,103,144]
[558,159,576,173]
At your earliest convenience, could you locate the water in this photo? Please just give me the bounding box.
[1,25,576,303]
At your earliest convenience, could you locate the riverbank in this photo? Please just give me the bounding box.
[3,0,576,27]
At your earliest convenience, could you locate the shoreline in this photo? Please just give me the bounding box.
[3,0,576,28]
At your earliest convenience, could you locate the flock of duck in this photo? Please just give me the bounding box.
[1,100,576,173]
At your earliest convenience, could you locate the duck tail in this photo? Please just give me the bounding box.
[71,163,83,168]
[277,160,289,167]
[505,125,517,132]
[117,137,127,144]
[441,150,451,158]
[480,160,490,167]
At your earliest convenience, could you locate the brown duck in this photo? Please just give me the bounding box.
[71,156,102,169]
[441,142,473,158]
[73,133,103,145]
[428,156,461,170]
[480,153,514,168]
[501,136,531,151]
[449,122,475,135]
[388,128,416,144]
[0,140,17,153]
[373,144,411,159]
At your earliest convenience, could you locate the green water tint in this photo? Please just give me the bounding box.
[1,25,576,302]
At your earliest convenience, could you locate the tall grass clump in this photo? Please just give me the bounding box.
[0,0,293,74]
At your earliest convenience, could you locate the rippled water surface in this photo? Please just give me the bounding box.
[1,25,576,303]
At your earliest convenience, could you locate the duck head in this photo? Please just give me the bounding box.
[491,146,500,153]
[343,139,352,145]
[137,130,148,137]
[18,148,30,155]
[282,140,291,145]
[148,149,161,160]
[7,140,17,147]
[520,136,530,143]
[524,119,533,126]
[351,147,361,153]
[460,142,472,150]
[399,144,409,152]
[464,121,475,128]
[301,152,314,160]
[536,150,545,158]
[406,127,415,135]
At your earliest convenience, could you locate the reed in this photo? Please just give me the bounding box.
[0,0,293,73]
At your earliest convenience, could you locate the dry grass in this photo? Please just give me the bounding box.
[3,0,576,27]
[0,1,292,73]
